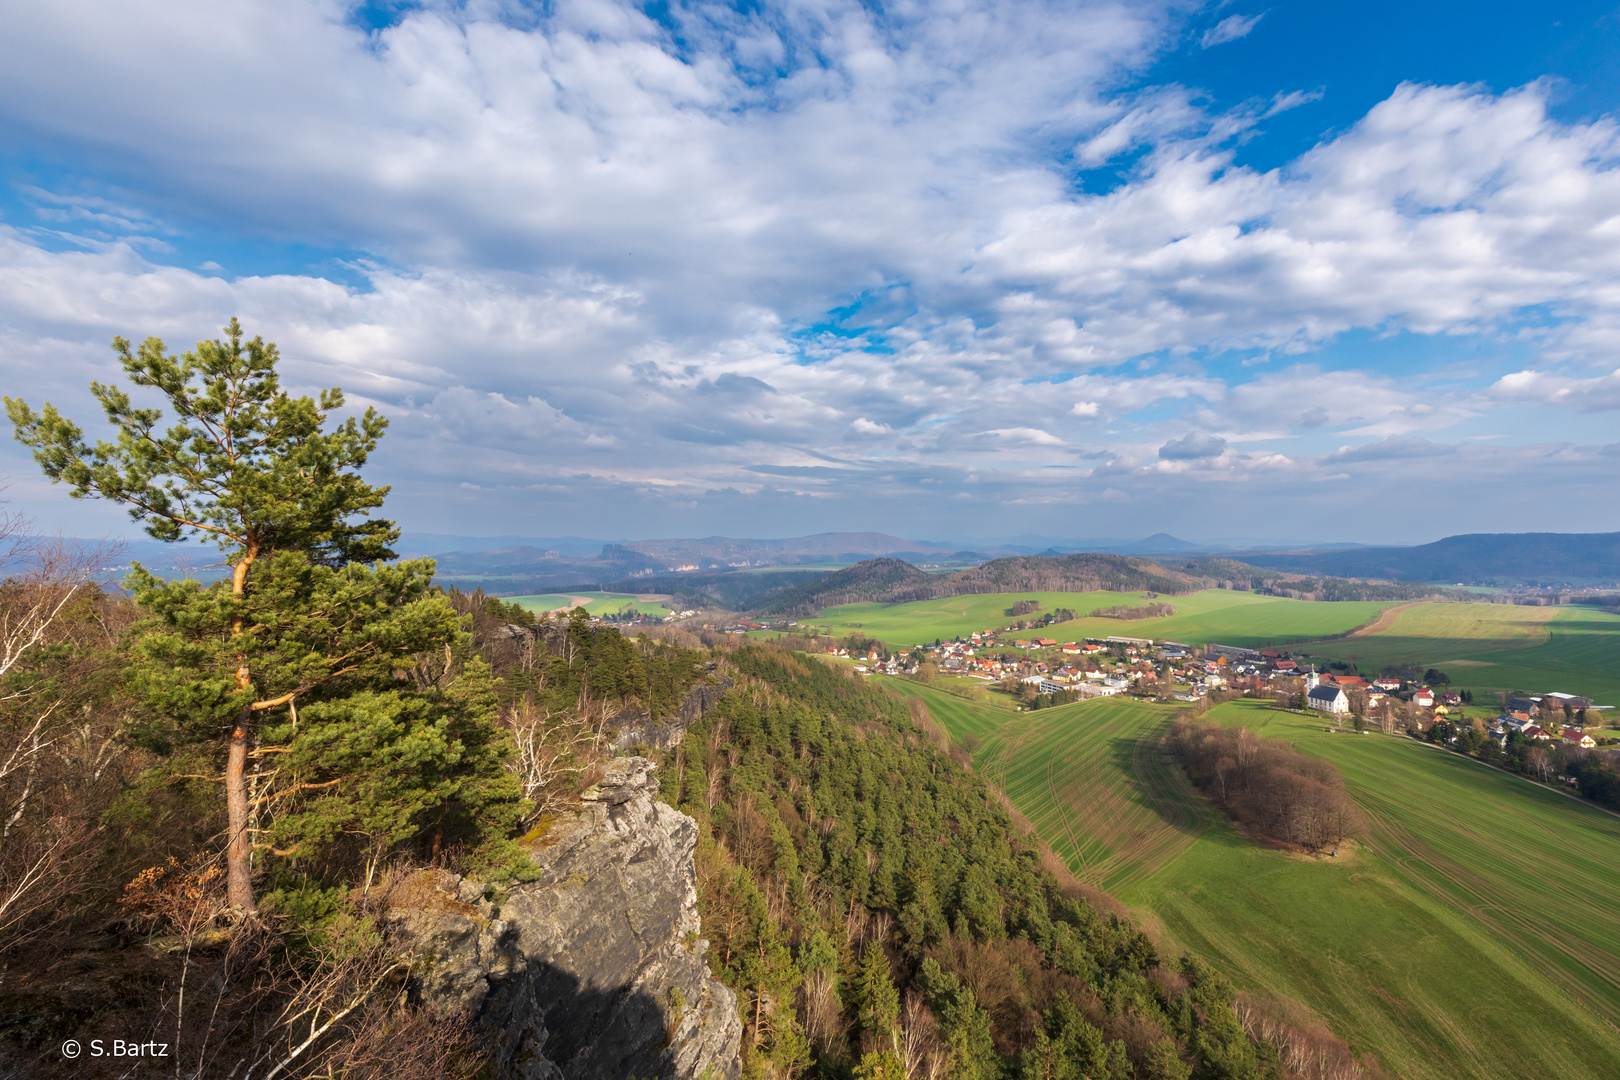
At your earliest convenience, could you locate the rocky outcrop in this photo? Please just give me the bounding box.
[387,758,741,1080]
[612,674,735,751]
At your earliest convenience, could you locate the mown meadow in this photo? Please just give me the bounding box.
[506,590,676,617]
[883,684,1620,1080]
[805,588,1394,648]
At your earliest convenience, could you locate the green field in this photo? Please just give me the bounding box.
[1310,602,1620,705]
[506,591,676,618]
[806,589,1393,648]
[885,684,1620,1079]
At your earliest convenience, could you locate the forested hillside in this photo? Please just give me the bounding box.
[647,642,1359,1080]
[755,557,934,616]
[909,553,1196,600]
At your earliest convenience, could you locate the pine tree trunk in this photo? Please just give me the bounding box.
[226,543,259,914]
[226,711,256,912]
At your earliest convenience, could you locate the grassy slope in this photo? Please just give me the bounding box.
[1310,602,1620,704]
[891,683,1204,892]
[887,683,1620,1079]
[807,589,1393,648]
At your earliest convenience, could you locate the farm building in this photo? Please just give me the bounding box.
[1307,685,1350,716]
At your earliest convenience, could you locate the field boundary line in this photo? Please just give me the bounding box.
[1391,734,1620,823]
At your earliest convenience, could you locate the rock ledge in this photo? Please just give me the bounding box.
[387,758,741,1080]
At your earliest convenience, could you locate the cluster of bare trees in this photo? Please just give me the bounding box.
[0,517,134,957]
[1233,995,1384,1080]
[1087,602,1177,620]
[107,856,481,1080]
[1168,719,1366,852]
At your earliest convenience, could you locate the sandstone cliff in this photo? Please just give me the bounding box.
[613,674,735,751]
[387,758,741,1080]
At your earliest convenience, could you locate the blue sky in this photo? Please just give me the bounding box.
[2,0,1619,546]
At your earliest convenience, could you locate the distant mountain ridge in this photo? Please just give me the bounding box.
[1241,532,1620,585]
[611,532,961,568]
[79,530,1608,595]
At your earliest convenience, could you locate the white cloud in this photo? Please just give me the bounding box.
[3,5,1620,537]
[1322,436,1455,464]
[1488,367,1620,411]
[1158,432,1227,460]
[973,428,1066,447]
[1201,13,1264,49]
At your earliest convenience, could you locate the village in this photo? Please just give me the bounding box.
[791,623,1615,754]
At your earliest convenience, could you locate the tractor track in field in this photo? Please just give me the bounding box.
[1360,798,1620,1008]
[1047,743,1096,880]
[1068,710,1146,883]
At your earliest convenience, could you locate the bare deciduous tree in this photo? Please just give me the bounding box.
[0,513,122,952]
[900,990,942,1080]
[503,697,603,822]
[801,968,844,1054]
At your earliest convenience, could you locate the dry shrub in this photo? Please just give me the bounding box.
[119,856,230,935]
[908,698,955,758]
[1148,966,1190,1002]
[0,815,97,955]
[1234,992,1372,1080]
[1108,1008,1174,1065]
[307,1002,480,1080]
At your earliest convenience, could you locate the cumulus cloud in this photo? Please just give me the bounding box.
[1489,368,1620,411]
[1158,432,1228,460]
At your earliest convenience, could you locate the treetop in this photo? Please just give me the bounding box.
[5,318,398,567]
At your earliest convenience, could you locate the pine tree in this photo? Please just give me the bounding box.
[7,320,521,911]
[856,942,900,1050]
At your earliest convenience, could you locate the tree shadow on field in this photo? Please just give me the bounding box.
[1106,733,1206,841]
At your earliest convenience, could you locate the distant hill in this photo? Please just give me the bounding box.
[1163,557,1469,602]
[752,558,935,616]
[1108,532,1206,555]
[604,568,833,611]
[753,553,1195,616]
[749,551,1466,617]
[1239,532,1620,585]
[909,553,1196,598]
